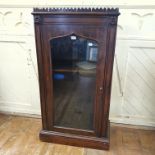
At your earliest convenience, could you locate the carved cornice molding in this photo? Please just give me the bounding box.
[32,7,120,16]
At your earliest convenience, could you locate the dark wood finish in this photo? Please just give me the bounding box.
[32,8,120,150]
[40,129,109,150]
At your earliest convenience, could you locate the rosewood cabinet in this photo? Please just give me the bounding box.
[32,8,120,150]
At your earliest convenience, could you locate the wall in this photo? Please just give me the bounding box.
[0,1,155,127]
[110,9,155,126]
[0,8,40,115]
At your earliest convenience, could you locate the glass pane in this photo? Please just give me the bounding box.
[50,34,98,130]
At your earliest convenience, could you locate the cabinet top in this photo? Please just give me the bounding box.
[32,7,120,16]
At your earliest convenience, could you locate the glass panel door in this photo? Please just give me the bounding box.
[50,34,98,130]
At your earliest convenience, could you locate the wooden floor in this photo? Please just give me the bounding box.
[0,114,155,155]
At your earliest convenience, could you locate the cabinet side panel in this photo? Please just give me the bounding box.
[101,18,118,137]
[34,23,47,129]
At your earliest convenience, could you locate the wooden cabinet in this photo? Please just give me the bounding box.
[32,8,120,150]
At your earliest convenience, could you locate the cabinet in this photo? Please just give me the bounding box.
[32,8,120,150]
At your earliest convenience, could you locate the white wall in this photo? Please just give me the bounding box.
[110,10,155,127]
[0,8,40,115]
[0,1,155,127]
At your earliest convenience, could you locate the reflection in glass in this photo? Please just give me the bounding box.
[51,34,98,130]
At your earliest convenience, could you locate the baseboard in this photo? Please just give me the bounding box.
[0,110,41,118]
[110,115,155,128]
[0,104,41,118]
[1,107,155,129]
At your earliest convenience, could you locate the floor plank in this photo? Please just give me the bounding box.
[0,114,155,155]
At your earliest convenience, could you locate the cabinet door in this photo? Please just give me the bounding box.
[41,23,107,137]
[51,34,98,131]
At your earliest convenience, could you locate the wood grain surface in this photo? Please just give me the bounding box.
[33,8,119,148]
[0,114,155,155]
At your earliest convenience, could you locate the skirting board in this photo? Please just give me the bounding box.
[110,116,155,128]
[0,104,41,118]
[0,107,155,129]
